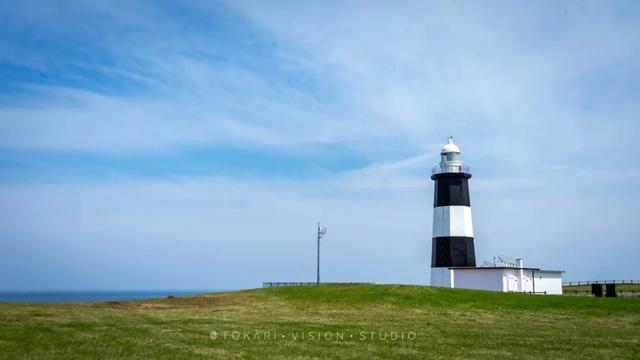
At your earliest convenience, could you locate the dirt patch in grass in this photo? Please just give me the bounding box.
[95,294,241,310]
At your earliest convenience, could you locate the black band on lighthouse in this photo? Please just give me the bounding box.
[432,173,471,207]
[431,237,476,267]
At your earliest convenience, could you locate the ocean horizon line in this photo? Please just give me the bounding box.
[0,289,235,303]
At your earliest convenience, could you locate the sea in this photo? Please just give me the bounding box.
[0,290,222,303]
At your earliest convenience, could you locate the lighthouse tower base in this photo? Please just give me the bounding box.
[431,267,454,287]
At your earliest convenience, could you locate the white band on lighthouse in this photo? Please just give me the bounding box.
[432,206,474,238]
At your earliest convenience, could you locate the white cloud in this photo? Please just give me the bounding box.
[2,153,639,289]
[0,173,430,289]
[2,1,639,168]
[230,0,640,165]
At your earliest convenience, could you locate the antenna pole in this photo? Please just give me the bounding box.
[317,222,320,285]
[316,221,326,285]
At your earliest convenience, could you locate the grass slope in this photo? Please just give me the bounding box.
[0,285,639,359]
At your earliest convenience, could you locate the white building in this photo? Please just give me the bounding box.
[434,265,564,295]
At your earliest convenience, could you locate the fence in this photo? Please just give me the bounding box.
[563,289,640,296]
[563,280,639,286]
[263,282,374,288]
[563,280,640,297]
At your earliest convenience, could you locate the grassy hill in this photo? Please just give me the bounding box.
[1,285,639,359]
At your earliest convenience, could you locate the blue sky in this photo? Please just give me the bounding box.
[1,1,639,290]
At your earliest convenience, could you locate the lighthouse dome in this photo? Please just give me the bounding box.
[441,137,460,154]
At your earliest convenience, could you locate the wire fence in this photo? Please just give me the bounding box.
[563,289,640,297]
[263,282,374,288]
[563,280,639,286]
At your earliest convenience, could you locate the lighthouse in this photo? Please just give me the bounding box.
[427,137,564,293]
[430,137,476,287]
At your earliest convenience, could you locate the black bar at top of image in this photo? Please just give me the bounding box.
[432,173,471,208]
[431,236,476,267]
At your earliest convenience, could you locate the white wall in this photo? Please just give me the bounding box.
[453,269,504,291]
[444,268,563,294]
[534,271,563,295]
[430,267,453,287]
[520,269,534,292]
[502,268,535,292]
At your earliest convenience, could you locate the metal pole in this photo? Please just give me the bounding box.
[317,222,320,285]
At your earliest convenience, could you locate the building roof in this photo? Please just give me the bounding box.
[448,266,564,273]
[449,266,539,271]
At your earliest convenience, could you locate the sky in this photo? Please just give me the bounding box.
[1,0,639,290]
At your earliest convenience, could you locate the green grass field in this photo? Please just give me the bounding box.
[1,285,639,359]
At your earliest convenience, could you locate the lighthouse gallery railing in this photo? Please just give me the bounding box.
[431,165,472,176]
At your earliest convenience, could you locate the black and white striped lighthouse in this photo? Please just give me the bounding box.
[430,137,476,287]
